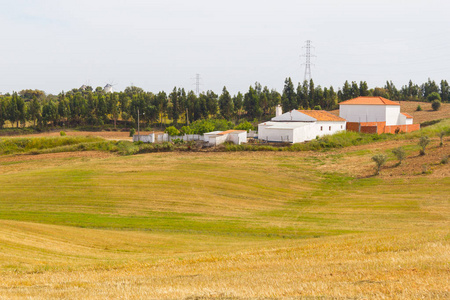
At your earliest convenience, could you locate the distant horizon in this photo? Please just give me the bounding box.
[2,77,448,97]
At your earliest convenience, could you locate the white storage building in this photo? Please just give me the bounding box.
[258,108,346,143]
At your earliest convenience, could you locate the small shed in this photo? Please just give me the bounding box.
[204,130,247,146]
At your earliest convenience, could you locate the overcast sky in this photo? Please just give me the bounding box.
[1,0,449,95]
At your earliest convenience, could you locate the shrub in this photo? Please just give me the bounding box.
[418,136,430,155]
[416,105,422,111]
[440,155,448,165]
[129,128,136,137]
[372,154,387,175]
[165,126,180,136]
[60,131,66,136]
[431,100,441,111]
[437,131,446,146]
[180,126,193,135]
[172,138,185,145]
[391,147,406,165]
[313,105,322,110]
[234,121,254,132]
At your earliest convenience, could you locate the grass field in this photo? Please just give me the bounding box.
[0,132,449,298]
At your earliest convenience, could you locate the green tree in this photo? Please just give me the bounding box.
[234,121,254,132]
[418,136,430,155]
[0,98,7,128]
[359,81,369,96]
[169,87,179,124]
[351,81,360,98]
[219,86,234,120]
[392,147,406,165]
[440,80,449,102]
[205,90,218,117]
[341,80,352,101]
[437,131,446,147]
[165,126,180,136]
[372,154,387,175]
[233,92,244,121]
[427,92,441,102]
[281,77,296,112]
[29,96,42,126]
[244,86,261,120]
[7,92,19,127]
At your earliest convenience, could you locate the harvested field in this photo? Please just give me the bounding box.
[0,134,449,298]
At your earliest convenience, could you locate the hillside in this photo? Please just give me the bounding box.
[0,129,449,298]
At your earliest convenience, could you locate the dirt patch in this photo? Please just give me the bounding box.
[316,137,450,179]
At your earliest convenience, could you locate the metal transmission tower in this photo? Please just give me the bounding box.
[301,40,315,82]
[193,74,202,95]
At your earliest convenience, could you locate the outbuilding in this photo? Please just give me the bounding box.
[339,97,420,134]
[205,130,247,146]
[258,108,346,143]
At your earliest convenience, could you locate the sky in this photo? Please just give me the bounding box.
[1,0,449,95]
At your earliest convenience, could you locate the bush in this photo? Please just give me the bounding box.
[60,131,66,136]
[165,126,180,136]
[234,121,254,132]
[372,154,387,175]
[180,126,193,135]
[418,136,430,155]
[431,100,441,111]
[172,138,185,145]
[437,131,446,146]
[416,105,422,111]
[391,147,406,165]
[441,155,448,165]
[129,128,136,137]
[313,105,322,110]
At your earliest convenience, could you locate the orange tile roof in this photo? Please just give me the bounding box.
[297,110,346,122]
[339,96,400,106]
[401,112,413,119]
[217,130,246,135]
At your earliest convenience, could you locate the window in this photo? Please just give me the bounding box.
[320,126,323,131]
[329,126,331,131]
[341,125,343,129]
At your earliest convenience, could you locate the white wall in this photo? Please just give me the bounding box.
[228,132,247,145]
[133,134,155,143]
[209,134,228,146]
[258,125,296,143]
[258,121,346,143]
[386,105,401,125]
[339,105,387,123]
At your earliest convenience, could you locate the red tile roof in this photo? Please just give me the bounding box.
[339,96,400,106]
[401,112,413,119]
[297,110,346,122]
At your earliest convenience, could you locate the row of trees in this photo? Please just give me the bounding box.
[0,78,448,129]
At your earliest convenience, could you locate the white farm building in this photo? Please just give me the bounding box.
[258,107,346,143]
[339,97,420,134]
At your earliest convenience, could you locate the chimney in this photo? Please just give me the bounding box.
[275,105,283,117]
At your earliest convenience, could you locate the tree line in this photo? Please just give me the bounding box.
[0,78,448,129]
